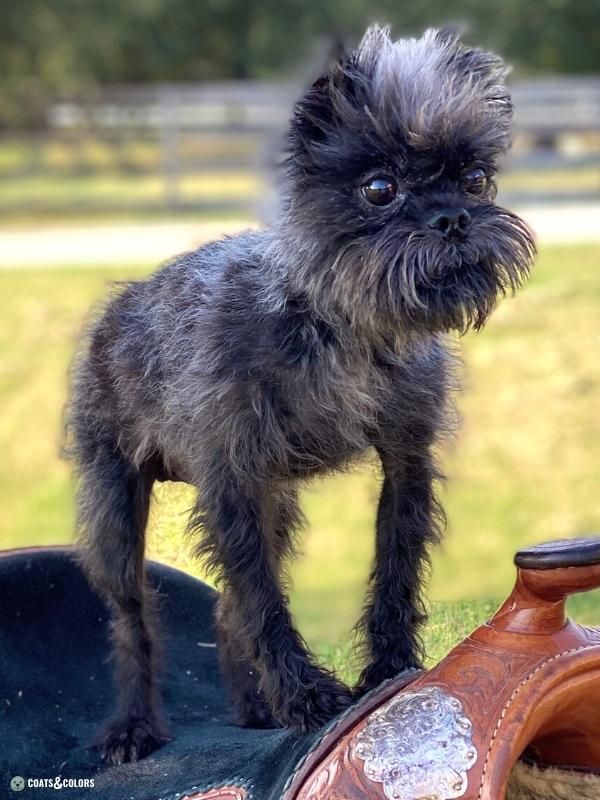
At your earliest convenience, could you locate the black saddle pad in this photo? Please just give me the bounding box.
[0,549,321,800]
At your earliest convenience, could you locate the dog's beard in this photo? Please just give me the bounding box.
[305,205,536,335]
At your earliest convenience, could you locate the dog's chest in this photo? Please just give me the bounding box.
[279,352,389,474]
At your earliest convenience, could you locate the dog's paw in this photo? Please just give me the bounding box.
[97,716,170,765]
[274,672,354,732]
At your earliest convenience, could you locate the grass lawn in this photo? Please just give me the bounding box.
[0,172,260,215]
[0,242,598,679]
[0,130,596,222]
[1,166,596,216]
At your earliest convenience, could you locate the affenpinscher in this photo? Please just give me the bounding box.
[65,25,535,764]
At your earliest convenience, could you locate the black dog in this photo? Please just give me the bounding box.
[65,25,535,764]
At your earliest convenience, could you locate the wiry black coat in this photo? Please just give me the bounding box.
[65,26,535,764]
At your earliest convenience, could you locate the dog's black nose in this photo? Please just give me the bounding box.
[427,207,471,238]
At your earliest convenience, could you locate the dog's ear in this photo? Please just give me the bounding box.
[290,60,352,148]
[290,27,385,149]
[319,35,348,78]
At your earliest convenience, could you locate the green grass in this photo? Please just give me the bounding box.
[317,600,499,683]
[0,165,597,221]
[3,166,596,210]
[500,165,600,194]
[0,134,260,175]
[0,132,597,224]
[0,134,263,218]
[0,172,260,215]
[0,243,598,677]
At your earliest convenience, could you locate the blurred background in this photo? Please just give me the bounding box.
[1,0,598,670]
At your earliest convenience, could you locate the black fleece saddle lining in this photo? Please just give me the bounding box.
[0,549,322,800]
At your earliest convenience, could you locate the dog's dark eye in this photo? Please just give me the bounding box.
[463,168,488,196]
[362,176,398,206]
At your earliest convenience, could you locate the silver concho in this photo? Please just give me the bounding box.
[353,685,478,800]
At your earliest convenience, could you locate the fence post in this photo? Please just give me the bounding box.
[159,86,181,210]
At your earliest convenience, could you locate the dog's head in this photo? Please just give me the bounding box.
[278,26,536,335]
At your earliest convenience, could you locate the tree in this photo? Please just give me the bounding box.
[0,0,598,128]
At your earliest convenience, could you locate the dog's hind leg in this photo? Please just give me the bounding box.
[75,435,169,764]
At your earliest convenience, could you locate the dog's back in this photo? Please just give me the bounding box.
[66,230,265,474]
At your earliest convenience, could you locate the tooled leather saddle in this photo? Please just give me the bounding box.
[0,539,598,800]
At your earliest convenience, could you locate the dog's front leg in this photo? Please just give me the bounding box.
[196,475,352,731]
[355,448,443,693]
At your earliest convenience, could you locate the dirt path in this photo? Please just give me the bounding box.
[0,204,598,268]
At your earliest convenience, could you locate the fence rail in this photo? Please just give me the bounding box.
[511,78,600,134]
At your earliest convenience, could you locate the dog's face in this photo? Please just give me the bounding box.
[281,26,536,334]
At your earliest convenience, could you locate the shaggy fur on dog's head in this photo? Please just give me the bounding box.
[271,26,536,335]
